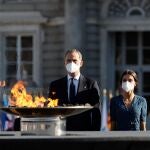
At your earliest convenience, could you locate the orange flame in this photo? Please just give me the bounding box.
[9,80,58,108]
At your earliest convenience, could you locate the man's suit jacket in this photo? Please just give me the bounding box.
[48,74,101,131]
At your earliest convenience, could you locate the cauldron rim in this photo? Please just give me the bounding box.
[0,105,93,118]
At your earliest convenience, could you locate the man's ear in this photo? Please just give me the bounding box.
[80,60,83,67]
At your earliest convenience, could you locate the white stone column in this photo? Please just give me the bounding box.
[65,0,85,51]
[0,34,2,80]
[99,29,108,90]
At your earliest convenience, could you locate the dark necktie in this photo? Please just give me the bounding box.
[69,78,75,102]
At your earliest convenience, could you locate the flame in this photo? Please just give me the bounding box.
[9,80,58,108]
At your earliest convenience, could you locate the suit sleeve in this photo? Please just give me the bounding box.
[48,81,57,99]
[91,80,101,130]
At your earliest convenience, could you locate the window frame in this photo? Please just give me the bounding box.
[0,25,42,86]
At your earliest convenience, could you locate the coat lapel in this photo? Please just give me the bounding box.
[63,76,69,102]
[78,74,87,93]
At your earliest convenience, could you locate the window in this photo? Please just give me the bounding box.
[5,35,33,86]
[115,32,150,99]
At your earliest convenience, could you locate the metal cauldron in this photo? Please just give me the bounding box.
[0,106,93,136]
[21,117,66,136]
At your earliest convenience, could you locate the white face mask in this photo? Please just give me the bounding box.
[66,62,80,73]
[122,81,134,92]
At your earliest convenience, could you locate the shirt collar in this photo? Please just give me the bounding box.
[67,73,80,80]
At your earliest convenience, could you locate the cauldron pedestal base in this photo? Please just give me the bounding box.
[20,117,66,136]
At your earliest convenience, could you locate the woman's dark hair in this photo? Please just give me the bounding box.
[120,69,138,86]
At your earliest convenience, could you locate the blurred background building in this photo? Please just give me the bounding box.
[0,0,150,111]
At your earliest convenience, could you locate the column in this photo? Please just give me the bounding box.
[99,29,108,90]
[65,0,85,51]
[0,34,2,80]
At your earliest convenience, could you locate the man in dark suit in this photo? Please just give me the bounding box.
[48,49,101,131]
